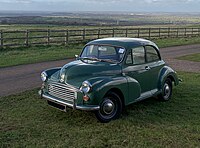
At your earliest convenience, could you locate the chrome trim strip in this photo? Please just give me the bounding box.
[40,92,100,111]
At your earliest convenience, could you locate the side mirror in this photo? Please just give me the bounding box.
[75,55,79,60]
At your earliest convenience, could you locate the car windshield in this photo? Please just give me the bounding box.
[80,45,126,63]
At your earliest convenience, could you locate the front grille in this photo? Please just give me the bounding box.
[48,82,78,103]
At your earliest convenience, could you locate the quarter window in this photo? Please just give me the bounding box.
[146,46,160,62]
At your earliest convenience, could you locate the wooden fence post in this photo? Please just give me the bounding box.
[83,29,86,40]
[137,28,140,38]
[176,28,179,38]
[184,28,187,37]
[0,30,3,48]
[168,27,170,38]
[98,28,101,39]
[125,28,128,37]
[47,29,50,45]
[112,28,115,37]
[199,28,200,36]
[192,28,194,36]
[25,30,29,47]
[148,28,151,38]
[65,29,69,45]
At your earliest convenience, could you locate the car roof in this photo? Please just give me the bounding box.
[86,37,159,49]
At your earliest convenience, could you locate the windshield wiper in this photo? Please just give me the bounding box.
[79,57,117,64]
[99,59,117,64]
[79,57,101,62]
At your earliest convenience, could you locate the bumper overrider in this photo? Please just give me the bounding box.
[38,88,100,112]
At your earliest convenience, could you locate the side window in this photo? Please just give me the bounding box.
[126,51,132,64]
[132,46,145,64]
[146,46,160,62]
[126,46,145,65]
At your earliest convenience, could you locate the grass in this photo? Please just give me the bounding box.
[1,36,200,68]
[153,37,200,48]
[0,44,83,68]
[0,72,200,147]
[1,24,199,31]
[177,53,200,62]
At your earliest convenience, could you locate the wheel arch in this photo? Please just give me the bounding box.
[105,88,125,108]
[167,75,175,85]
[158,66,179,90]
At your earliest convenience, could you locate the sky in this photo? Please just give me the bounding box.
[0,0,200,12]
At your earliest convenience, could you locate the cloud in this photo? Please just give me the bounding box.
[1,0,200,12]
[86,0,200,3]
[1,0,67,3]
[1,0,33,3]
[145,0,199,3]
[2,0,199,4]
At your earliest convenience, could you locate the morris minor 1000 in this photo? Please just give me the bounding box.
[39,38,179,122]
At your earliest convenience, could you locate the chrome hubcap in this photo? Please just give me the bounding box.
[164,83,170,98]
[102,100,115,115]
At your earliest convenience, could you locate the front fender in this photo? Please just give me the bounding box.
[158,66,179,90]
[85,76,140,106]
[44,67,61,79]
[83,76,127,105]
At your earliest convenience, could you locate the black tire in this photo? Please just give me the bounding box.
[158,78,172,101]
[95,92,122,123]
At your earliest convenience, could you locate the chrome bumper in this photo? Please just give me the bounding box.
[39,90,100,111]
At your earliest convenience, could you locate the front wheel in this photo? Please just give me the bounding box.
[158,78,172,101]
[95,92,122,123]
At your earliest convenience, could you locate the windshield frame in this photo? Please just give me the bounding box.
[80,44,127,64]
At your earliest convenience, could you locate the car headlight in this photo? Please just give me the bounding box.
[41,71,47,82]
[80,81,92,94]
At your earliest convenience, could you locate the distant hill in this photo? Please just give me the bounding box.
[0,11,200,26]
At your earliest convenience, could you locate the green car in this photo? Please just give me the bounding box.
[39,38,179,123]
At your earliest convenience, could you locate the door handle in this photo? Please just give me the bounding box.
[145,66,151,70]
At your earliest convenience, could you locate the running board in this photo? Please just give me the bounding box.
[134,89,159,102]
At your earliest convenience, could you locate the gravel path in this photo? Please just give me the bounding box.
[0,59,73,97]
[0,44,199,97]
[160,44,200,73]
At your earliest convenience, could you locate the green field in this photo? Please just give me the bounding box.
[177,53,200,62]
[0,44,83,68]
[0,72,200,147]
[153,37,200,48]
[1,37,200,68]
[0,24,199,31]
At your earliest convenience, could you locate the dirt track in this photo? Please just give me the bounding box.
[0,44,199,97]
[160,44,200,73]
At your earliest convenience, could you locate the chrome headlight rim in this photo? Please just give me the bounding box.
[41,71,47,82]
[80,81,92,94]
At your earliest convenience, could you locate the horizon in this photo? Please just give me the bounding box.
[0,10,200,15]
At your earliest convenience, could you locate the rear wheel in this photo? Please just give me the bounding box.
[158,78,172,101]
[95,92,122,123]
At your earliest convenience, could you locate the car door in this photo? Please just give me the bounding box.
[123,46,153,93]
[145,45,165,93]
